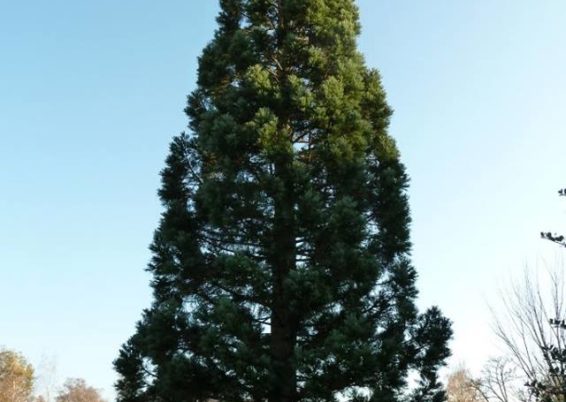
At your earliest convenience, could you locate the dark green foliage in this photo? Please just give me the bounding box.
[530,189,566,401]
[525,319,566,402]
[541,188,566,247]
[540,188,566,247]
[115,1,451,401]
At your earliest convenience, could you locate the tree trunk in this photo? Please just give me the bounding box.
[269,158,297,402]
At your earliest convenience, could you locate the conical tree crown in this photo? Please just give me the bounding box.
[115,1,452,401]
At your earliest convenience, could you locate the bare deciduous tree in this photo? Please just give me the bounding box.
[473,357,518,402]
[492,267,566,401]
[55,378,106,402]
[34,354,58,402]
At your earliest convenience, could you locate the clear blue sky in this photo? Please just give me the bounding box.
[1,1,566,399]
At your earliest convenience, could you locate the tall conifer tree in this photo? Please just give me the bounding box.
[115,1,451,401]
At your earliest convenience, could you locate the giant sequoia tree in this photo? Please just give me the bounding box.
[115,1,451,401]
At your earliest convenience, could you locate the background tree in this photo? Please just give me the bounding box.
[55,378,106,402]
[0,348,34,402]
[446,358,517,402]
[541,188,566,247]
[486,186,566,402]
[446,366,483,402]
[115,1,452,401]
[34,355,58,402]
[473,357,517,402]
[492,268,566,402]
